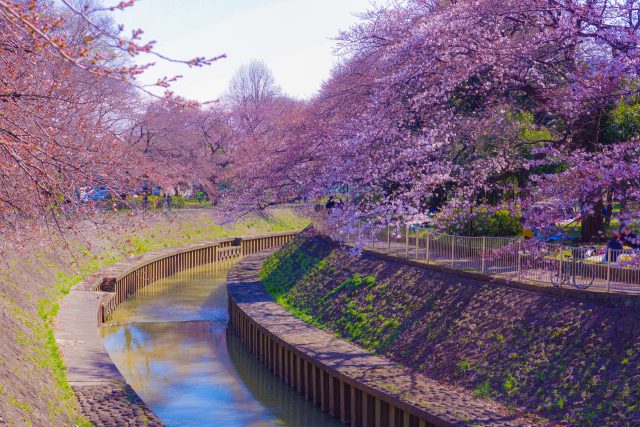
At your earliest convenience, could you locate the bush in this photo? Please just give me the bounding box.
[172,196,186,209]
[475,210,522,237]
[449,209,522,237]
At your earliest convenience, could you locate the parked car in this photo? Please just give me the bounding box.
[534,228,578,243]
[88,186,112,201]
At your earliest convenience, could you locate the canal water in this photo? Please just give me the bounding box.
[101,262,341,427]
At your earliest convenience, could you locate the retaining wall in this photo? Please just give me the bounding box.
[228,307,433,427]
[97,231,297,325]
[227,253,534,427]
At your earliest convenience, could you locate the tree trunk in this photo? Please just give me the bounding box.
[619,198,627,230]
[604,192,613,228]
[581,200,605,242]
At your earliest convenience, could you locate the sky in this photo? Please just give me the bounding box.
[113,0,372,102]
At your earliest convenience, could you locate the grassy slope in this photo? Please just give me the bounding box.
[0,208,308,427]
[260,234,640,426]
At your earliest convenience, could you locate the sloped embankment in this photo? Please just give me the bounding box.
[260,233,640,426]
[0,208,307,427]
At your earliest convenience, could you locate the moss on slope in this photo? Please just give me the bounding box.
[261,234,640,426]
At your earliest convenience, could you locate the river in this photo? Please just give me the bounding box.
[101,262,341,427]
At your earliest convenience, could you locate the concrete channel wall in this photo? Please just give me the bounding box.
[227,252,538,427]
[63,230,534,427]
[96,231,298,325]
[228,299,432,427]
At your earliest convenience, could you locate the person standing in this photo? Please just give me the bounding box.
[160,192,167,211]
[607,232,624,262]
[325,196,336,212]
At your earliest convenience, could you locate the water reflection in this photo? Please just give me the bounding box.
[101,262,341,427]
[226,331,341,426]
[106,262,235,325]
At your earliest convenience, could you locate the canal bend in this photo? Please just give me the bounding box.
[101,261,341,427]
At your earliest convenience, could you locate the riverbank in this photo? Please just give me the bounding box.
[0,208,307,426]
[260,233,640,426]
[229,251,541,426]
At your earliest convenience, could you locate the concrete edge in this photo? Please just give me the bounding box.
[226,252,541,427]
[54,230,301,426]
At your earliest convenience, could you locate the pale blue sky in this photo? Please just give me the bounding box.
[112,0,372,101]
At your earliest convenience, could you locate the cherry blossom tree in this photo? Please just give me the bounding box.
[219,88,310,214]
[0,0,221,236]
[130,100,231,191]
[220,0,640,241]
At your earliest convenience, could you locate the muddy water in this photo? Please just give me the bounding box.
[101,263,341,427]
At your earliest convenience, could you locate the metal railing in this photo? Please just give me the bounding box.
[329,225,640,294]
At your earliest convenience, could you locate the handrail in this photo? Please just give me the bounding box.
[328,224,640,294]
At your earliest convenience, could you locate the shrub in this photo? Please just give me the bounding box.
[449,209,522,237]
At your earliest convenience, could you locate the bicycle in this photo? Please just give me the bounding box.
[550,249,596,289]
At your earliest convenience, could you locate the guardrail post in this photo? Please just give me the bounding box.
[425,232,430,262]
[386,225,391,255]
[606,255,611,293]
[405,225,409,259]
[558,245,563,287]
[415,228,420,260]
[481,237,486,274]
[517,240,522,280]
[450,236,455,267]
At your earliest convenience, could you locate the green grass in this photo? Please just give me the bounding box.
[325,273,376,299]
[14,208,308,425]
[474,380,492,398]
[261,241,405,353]
[458,359,472,373]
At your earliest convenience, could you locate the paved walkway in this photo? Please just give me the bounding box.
[55,260,165,426]
[228,252,546,427]
[54,233,296,426]
[365,239,640,295]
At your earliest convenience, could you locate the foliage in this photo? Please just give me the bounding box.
[448,209,523,237]
[0,0,221,237]
[215,0,640,240]
[604,98,640,143]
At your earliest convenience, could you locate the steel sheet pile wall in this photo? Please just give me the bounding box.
[229,294,432,427]
[97,232,296,325]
